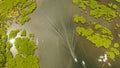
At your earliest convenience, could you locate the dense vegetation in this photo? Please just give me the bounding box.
[73,0,120,61]
[0,0,39,68]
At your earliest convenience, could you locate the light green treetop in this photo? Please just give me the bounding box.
[116,0,120,2]
[74,15,86,24]
[9,29,20,39]
[21,29,27,36]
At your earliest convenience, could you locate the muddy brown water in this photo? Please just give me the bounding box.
[7,0,120,68]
